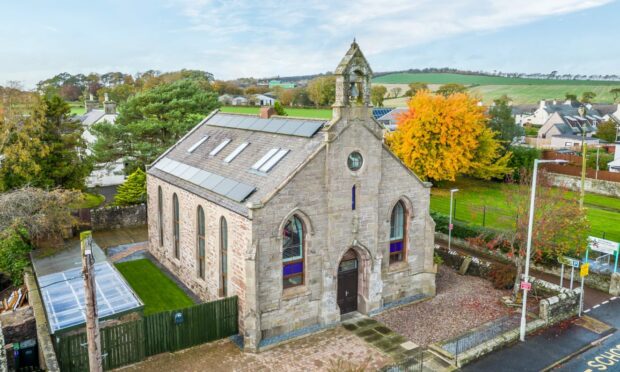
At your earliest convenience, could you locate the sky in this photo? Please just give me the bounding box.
[2,0,619,88]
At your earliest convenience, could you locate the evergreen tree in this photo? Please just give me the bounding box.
[113,168,147,206]
[91,79,219,172]
[488,100,525,148]
[273,101,287,116]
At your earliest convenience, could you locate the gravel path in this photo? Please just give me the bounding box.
[375,265,515,346]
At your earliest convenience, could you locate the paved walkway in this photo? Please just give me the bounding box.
[117,326,392,371]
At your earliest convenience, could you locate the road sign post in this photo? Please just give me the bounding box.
[579,263,589,317]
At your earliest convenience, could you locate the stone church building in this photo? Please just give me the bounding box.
[146,42,436,351]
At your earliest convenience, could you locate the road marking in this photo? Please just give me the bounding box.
[594,305,601,309]
[611,297,617,301]
[585,309,591,313]
[603,301,609,305]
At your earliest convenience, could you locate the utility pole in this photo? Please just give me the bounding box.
[448,188,459,251]
[578,105,587,209]
[81,231,103,372]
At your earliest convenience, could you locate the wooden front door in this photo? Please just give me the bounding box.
[337,252,359,314]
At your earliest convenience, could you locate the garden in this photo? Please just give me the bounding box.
[115,259,195,315]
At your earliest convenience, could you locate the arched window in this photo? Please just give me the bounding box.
[197,206,205,279]
[220,217,228,297]
[389,201,406,264]
[282,216,304,288]
[173,193,180,259]
[158,186,163,246]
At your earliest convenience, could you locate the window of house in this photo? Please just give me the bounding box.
[389,201,406,264]
[352,185,356,210]
[224,142,249,163]
[187,136,209,153]
[158,186,163,246]
[197,206,205,279]
[173,193,180,259]
[251,148,278,170]
[210,139,231,156]
[283,216,304,288]
[347,151,363,171]
[220,217,228,297]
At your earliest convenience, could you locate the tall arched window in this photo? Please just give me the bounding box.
[197,206,205,279]
[389,201,406,264]
[173,193,180,259]
[282,216,304,288]
[158,186,163,246]
[220,217,228,297]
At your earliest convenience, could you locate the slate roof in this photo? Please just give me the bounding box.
[77,109,117,125]
[148,111,327,216]
[511,104,537,115]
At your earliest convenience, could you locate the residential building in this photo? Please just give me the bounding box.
[254,93,276,106]
[218,94,233,105]
[231,96,248,106]
[608,143,620,172]
[375,107,407,131]
[537,112,602,149]
[145,42,436,351]
[515,99,603,126]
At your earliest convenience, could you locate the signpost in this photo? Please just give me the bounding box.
[520,281,532,291]
[587,236,620,273]
[579,263,589,316]
[558,256,580,289]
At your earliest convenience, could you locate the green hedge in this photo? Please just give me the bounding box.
[431,211,505,241]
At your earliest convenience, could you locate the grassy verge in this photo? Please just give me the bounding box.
[220,106,332,119]
[430,178,620,242]
[74,192,105,209]
[115,259,195,315]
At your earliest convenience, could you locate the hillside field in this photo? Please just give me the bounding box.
[374,72,620,105]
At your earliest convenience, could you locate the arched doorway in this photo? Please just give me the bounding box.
[337,249,359,314]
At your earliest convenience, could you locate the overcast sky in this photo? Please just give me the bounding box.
[2,0,619,88]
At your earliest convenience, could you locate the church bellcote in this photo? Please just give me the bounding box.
[334,40,373,108]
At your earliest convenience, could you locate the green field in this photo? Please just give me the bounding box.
[374,72,620,105]
[69,103,86,115]
[221,106,332,119]
[116,259,195,315]
[430,178,620,242]
[373,72,619,86]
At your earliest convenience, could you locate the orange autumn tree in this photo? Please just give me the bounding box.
[386,90,512,182]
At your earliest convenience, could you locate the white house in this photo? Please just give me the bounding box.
[254,94,276,106]
[231,96,248,106]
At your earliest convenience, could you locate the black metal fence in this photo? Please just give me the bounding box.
[380,349,425,372]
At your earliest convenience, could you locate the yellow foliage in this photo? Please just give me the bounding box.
[386,90,512,182]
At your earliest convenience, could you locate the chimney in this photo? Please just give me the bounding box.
[539,100,546,109]
[103,93,117,115]
[84,93,98,113]
[259,106,275,119]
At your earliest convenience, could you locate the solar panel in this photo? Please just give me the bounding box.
[39,261,142,334]
[224,142,249,163]
[210,139,231,156]
[252,148,279,170]
[154,158,255,202]
[206,113,324,138]
[187,136,209,153]
[259,149,289,172]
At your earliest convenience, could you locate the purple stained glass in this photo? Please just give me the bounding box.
[390,241,403,253]
[283,261,303,276]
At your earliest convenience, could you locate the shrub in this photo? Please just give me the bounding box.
[487,262,516,289]
[0,227,32,285]
[431,211,503,242]
[114,168,147,206]
[433,253,444,266]
[273,101,287,116]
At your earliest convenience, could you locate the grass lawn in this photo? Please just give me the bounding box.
[115,259,195,315]
[220,106,332,119]
[430,178,620,242]
[74,192,105,209]
[69,103,86,115]
[373,72,619,86]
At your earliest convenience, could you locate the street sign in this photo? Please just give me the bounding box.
[520,281,532,291]
[559,256,580,268]
[449,223,454,231]
[581,263,589,277]
[588,236,620,255]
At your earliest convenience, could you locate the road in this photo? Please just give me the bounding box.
[461,299,620,371]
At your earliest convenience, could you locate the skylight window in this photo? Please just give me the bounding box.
[259,149,289,172]
[251,148,279,170]
[187,136,209,153]
[210,139,231,156]
[224,142,249,163]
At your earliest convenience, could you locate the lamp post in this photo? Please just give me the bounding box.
[519,159,568,342]
[578,105,587,209]
[448,188,459,251]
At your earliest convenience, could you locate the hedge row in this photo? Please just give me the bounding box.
[431,211,506,242]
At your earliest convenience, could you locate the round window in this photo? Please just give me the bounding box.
[347,151,363,171]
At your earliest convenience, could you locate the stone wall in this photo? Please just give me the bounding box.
[548,172,620,198]
[146,175,249,332]
[0,307,36,344]
[91,204,147,231]
[534,279,581,324]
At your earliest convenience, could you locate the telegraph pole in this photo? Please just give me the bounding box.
[578,105,587,209]
[81,231,103,372]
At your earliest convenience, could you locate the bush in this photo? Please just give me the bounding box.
[507,146,541,182]
[114,168,147,206]
[0,228,32,285]
[487,262,516,290]
[431,211,503,242]
[433,253,444,266]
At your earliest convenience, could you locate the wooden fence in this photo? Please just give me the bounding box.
[541,163,620,183]
[55,296,238,372]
